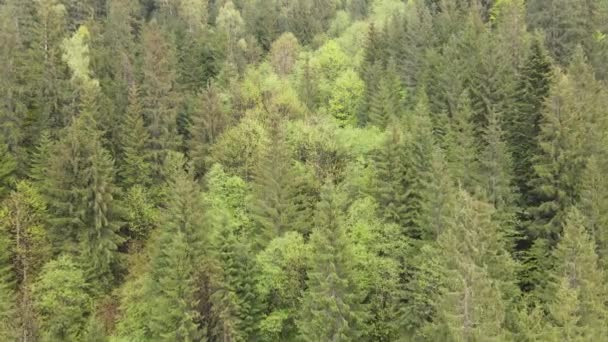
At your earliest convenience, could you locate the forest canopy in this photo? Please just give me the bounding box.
[1,0,608,341]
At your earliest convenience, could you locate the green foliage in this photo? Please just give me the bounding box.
[297,184,365,341]
[0,142,16,198]
[32,255,91,342]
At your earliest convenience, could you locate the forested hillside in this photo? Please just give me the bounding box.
[1,0,608,340]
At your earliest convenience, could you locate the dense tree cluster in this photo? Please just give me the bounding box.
[1,0,607,340]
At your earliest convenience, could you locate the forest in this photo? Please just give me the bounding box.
[1,0,608,341]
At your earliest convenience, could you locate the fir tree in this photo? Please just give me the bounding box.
[0,215,17,341]
[369,60,403,129]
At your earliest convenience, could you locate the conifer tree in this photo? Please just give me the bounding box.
[578,156,608,268]
[189,83,230,176]
[211,226,263,341]
[0,142,16,199]
[32,255,91,341]
[546,208,608,339]
[45,102,123,283]
[0,215,17,341]
[369,60,403,129]
[141,21,179,181]
[507,39,552,208]
[248,117,316,248]
[0,181,50,340]
[426,191,517,340]
[444,92,478,191]
[297,183,364,341]
[530,48,607,240]
[477,110,517,211]
[146,231,202,341]
[118,83,152,189]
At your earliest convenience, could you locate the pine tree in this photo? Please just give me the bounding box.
[0,181,50,340]
[477,110,517,211]
[118,83,152,189]
[297,183,364,341]
[139,157,207,340]
[444,92,478,191]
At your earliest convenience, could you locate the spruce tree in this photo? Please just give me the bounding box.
[547,208,608,339]
[0,215,17,341]
[0,142,16,199]
[506,39,552,208]
[248,117,316,248]
[118,83,152,189]
[141,21,179,181]
[45,102,123,284]
[426,191,518,340]
[32,255,91,341]
[297,183,364,341]
[369,60,403,129]
[189,82,230,177]
[530,48,607,241]
[444,92,478,191]
[578,156,608,268]
[211,226,263,341]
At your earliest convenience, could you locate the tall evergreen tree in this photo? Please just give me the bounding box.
[506,39,552,209]
[0,142,16,199]
[118,83,152,189]
[297,183,364,341]
[141,21,179,181]
[546,208,608,339]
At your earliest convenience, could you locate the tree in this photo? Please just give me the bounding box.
[0,181,50,340]
[0,214,17,341]
[444,92,478,191]
[297,183,364,341]
[141,21,179,181]
[32,255,91,341]
[188,82,230,176]
[269,32,300,76]
[578,156,608,268]
[45,105,123,284]
[211,226,263,341]
[0,142,16,199]
[118,83,152,189]
[530,49,607,241]
[369,60,403,129]
[546,208,608,339]
[248,117,316,248]
[426,191,517,341]
[327,69,364,126]
[506,39,552,209]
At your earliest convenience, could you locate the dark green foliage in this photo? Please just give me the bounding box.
[506,39,552,209]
